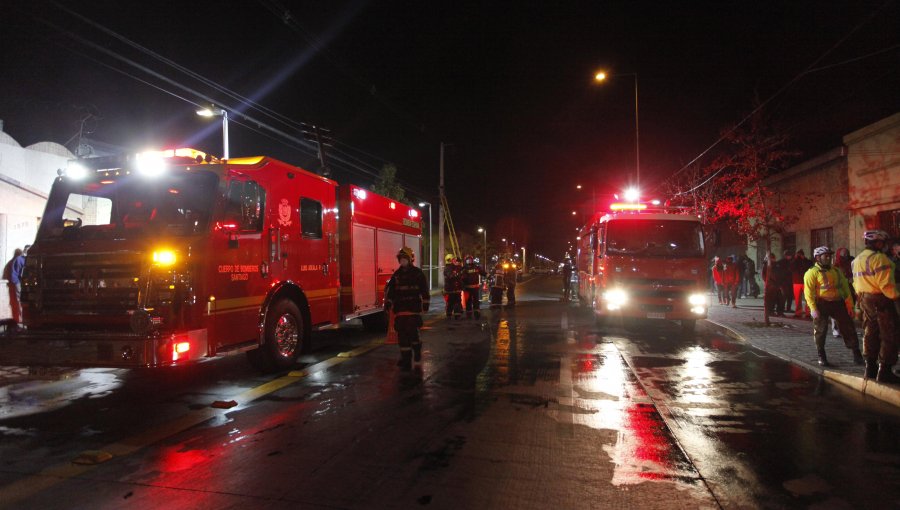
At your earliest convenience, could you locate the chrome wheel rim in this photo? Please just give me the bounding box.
[274,313,299,358]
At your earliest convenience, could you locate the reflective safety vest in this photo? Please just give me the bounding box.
[803,263,852,313]
[851,248,899,299]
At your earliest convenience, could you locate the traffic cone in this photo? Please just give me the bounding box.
[386,311,398,344]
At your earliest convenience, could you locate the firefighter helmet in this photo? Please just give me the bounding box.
[445,253,454,263]
[397,246,415,262]
[464,254,473,263]
[813,246,833,258]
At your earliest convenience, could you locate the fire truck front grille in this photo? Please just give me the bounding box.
[38,254,141,315]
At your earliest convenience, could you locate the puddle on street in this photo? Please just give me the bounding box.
[0,368,125,420]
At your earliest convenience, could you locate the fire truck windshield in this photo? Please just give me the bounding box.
[38,172,218,240]
[606,218,704,258]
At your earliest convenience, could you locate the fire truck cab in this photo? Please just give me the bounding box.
[3,149,420,371]
[576,203,708,332]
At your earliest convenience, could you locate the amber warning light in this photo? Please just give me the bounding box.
[609,203,648,211]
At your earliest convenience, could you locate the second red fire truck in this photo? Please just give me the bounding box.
[576,202,708,332]
[2,148,421,371]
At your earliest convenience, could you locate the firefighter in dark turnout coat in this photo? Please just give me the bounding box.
[384,247,430,371]
[462,254,486,319]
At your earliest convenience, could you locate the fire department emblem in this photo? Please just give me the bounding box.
[278,198,293,226]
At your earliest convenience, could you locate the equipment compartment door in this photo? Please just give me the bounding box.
[376,230,403,303]
[351,224,377,312]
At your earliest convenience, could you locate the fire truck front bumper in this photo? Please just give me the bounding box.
[598,289,709,321]
[0,328,209,368]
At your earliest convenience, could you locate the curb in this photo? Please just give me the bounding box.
[702,318,900,409]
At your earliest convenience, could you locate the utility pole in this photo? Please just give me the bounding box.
[438,142,445,287]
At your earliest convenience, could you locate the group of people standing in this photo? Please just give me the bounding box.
[709,231,899,384]
[441,254,488,320]
[383,248,519,372]
[800,231,899,384]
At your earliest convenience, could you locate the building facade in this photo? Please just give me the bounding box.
[747,112,900,267]
[0,128,74,319]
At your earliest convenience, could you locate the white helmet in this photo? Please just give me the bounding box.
[863,230,888,242]
[813,246,833,258]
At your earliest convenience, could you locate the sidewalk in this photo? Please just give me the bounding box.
[704,296,900,408]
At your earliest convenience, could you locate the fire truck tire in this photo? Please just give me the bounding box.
[253,299,305,372]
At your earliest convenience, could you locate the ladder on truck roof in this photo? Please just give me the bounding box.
[440,194,461,259]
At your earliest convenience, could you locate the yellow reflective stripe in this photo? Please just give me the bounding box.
[306,288,339,299]
[213,295,265,311]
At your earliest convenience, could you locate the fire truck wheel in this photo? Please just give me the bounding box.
[257,299,305,372]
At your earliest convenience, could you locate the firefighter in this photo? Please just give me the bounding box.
[503,258,518,306]
[804,246,864,367]
[384,247,430,371]
[489,256,506,307]
[443,255,464,319]
[851,230,900,383]
[461,254,486,319]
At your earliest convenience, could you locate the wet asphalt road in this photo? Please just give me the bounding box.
[1,275,899,509]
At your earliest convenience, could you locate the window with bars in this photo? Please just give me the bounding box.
[877,209,900,239]
[810,227,833,252]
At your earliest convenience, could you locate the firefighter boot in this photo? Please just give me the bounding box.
[852,349,864,366]
[817,350,832,368]
[876,364,900,384]
[412,343,422,363]
[397,350,412,371]
[865,359,878,379]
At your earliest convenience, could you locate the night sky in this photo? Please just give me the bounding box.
[1,1,898,258]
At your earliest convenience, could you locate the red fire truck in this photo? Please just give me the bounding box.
[1,148,421,371]
[575,203,708,332]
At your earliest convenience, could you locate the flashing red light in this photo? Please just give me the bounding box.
[168,188,180,194]
[610,203,648,211]
[409,209,419,218]
[389,202,396,210]
[172,340,191,361]
[215,221,239,231]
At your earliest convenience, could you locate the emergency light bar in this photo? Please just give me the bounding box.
[609,202,648,211]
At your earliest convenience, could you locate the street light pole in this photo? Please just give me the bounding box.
[594,71,639,190]
[419,201,433,290]
[477,227,487,270]
[196,106,230,159]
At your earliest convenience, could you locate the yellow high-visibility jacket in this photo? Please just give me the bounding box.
[852,248,899,299]
[804,263,853,313]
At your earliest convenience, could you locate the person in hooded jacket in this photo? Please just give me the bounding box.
[711,257,725,305]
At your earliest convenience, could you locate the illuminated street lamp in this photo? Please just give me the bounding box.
[419,201,433,289]
[594,71,639,189]
[477,227,487,269]
[196,106,229,159]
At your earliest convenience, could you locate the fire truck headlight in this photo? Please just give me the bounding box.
[688,293,707,314]
[152,249,177,267]
[136,151,167,177]
[603,289,628,310]
[688,293,707,306]
[66,161,89,180]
